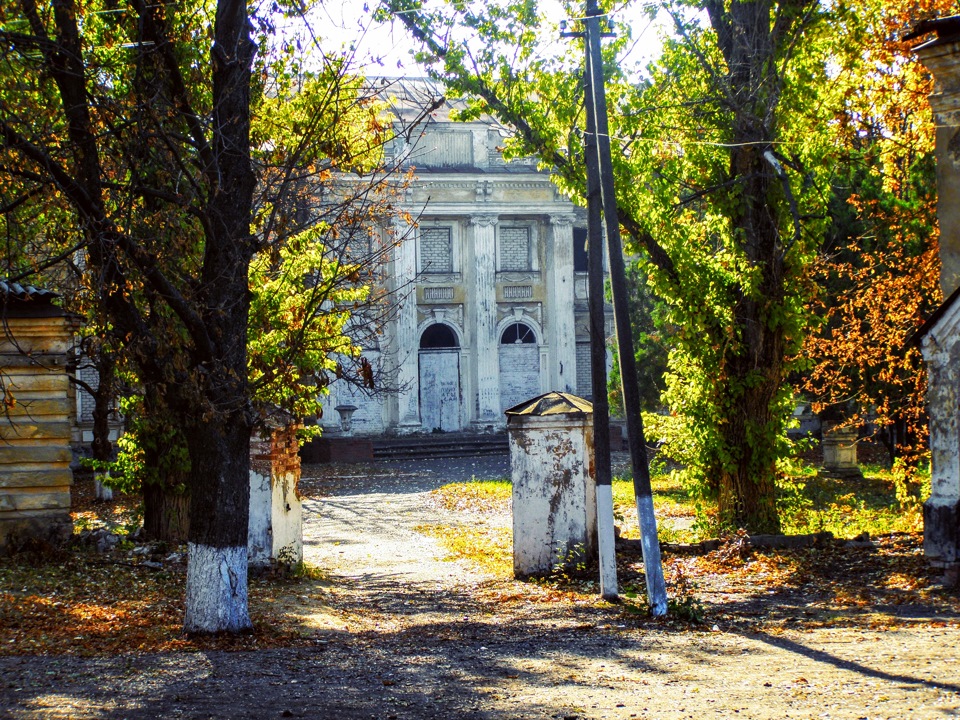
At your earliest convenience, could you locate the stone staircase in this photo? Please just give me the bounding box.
[372,432,509,460]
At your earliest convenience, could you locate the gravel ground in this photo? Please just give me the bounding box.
[3,455,960,719]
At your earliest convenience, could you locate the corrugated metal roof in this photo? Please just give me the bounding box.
[504,391,593,417]
[907,15,960,47]
[0,280,59,303]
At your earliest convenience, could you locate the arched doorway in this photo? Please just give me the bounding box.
[499,321,541,412]
[418,324,463,432]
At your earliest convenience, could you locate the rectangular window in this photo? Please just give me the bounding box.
[499,226,531,271]
[573,227,589,272]
[420,227,453,273]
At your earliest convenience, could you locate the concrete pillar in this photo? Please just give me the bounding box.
[506,392,597,576]
[392,216,421,431]
[248,426,303,568]
[915,36,960,295]
[912,21,960,582]
[472,213,500,424]
[548,214,578,393]
[919,300,960,577]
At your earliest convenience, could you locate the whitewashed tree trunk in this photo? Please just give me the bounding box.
[94,471,114,501]
[184,543,250,634]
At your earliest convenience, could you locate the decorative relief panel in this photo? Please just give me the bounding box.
[423,286,455,301]
[574,275,588,300]
[502,285,533,300]
[420,272,462,284]
[497,302,542,328]
[417,304,464,330]
[495,270,541,283]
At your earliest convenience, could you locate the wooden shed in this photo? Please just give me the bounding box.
[0,282,77,553]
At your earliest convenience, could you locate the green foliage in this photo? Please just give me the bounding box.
[779,465,928,538]
[88,395,190,497]
[385,0,864,532]
[666,564,705,624]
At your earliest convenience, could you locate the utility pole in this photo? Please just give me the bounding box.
[583,51,618,601]
[569,0,668,615]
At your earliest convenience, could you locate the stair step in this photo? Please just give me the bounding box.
[372,433,509,460]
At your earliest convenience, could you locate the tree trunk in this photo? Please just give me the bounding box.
[142,480,190,543]
[90,351,115,464]
[183,417,252,634]
[714,342,785,533]
[182,0,256,635]
[701,0,805,533]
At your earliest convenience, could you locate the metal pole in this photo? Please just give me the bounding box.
[583,0,668,616]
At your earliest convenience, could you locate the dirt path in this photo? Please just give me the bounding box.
[4,458,960,719]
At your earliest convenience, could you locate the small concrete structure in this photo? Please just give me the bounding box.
[916,286,960,577]
[820,426,863,480]
[506,391,597,577]
[248,424,303,568]
[911,18,960,581]
[0,283,77,553]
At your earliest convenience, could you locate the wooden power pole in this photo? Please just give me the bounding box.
[573,0,669,615]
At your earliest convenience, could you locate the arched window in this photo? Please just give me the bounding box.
[420,324,459,349]
[500,322,536,345]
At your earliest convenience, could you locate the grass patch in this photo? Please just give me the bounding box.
[430,478,511,514]
[779,465,926,538]
[613,474,698,543]
[420,460,927,585]
[415,522,513,576]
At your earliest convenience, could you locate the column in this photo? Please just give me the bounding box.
[916,33,960,295]
[921,327,960,575]
[472,214,500,423]
[391,216,421,430]
[549,214,578,393]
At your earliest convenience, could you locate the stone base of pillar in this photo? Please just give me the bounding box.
[924,497,960,579]
[396,421,422,435]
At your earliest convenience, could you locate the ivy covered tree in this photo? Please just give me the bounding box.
[0,0,406,632]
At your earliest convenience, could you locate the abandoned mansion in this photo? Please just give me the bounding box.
[315,81,606,436]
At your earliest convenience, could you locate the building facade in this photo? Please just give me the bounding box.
[318,81,606,435]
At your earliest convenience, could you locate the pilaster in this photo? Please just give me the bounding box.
[549,214,578,393]
[392,217,421,430]
[472,213,500,424]
[915,39,960,295]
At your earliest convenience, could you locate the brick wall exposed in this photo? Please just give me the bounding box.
[576,342,592,399]
[499,226,530,271]
[420,227,453,273]
[250,425,301,491]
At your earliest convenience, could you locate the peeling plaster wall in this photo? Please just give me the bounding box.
[248,426,303,567]
[921,299,960,568]
[916,40,960,295]
[508,413,597,576]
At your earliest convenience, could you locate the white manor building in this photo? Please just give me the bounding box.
[318,81,608,436]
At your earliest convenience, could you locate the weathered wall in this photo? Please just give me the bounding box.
[508,412,596,577]
[248,425,302,567]
[916,39,960,295]
[0,313,75,553]
[920,298,960,573]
